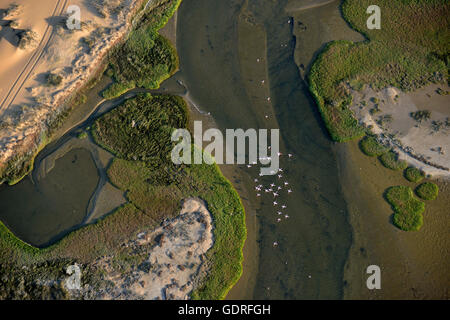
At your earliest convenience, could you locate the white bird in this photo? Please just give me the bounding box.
[287,189,292,193]
[278,168,283,172]
[256,193,261,197]
[267,97,271,101]
[273,201,278,206]
[284,182,289,186]
[254,179,258,183]
[277,186,282,190]
[265,115,269,119]
[273,192,279,197]
[278,174,283,179]
[277,152,282,156]
[281,205,287,209]
[270,183,275,187]
[273,242,278,247]
[285,214,290,219]
[247,165,252,168]
[288,153,293,158]
[277,211,282,215]
[277,218,282,222]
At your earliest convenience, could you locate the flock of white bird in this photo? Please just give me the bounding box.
[243,151,295,249]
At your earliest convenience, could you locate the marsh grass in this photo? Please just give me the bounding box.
[102,0,181,99]
[359,136,388,157]
[94,94,246,299]
[308,0,448,142]
[385,186,425,231]
[404,167,425,183]
[415,182,439,200]
[0,92,245,300]
[379,151,408,171]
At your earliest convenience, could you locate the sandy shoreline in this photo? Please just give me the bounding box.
[0,0,148,172]
[350,85,450,178]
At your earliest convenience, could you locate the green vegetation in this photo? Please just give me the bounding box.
[0,94,245,300]
[92,94,188,161]
[46,73,63,86]
[404,167,425,183]
[93,94,245,299]
[436,87,449,95]
[17,29,38,49]
[72,93,87,106]
[308,0,448,142]
[410,110,431,123]
[359,136,388,157]
[102,0,181,99]
[1,0,244,300]
[379,151,408,171]
[385,186,425,231]
[415,182,439,200]
[77,131,88,139]
[0,134,50,186]
[0,0,177,185]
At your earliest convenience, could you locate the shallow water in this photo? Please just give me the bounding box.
[0,148,99,247]
[0,0,356,299]
[176,0,353,299]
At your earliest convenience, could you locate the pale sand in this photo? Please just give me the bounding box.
[350,84,450,177]
[84,198,214,300]
[0,0,148,169]
[0,0,57,99]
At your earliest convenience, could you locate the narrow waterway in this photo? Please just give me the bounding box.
[176,0,353,299]
[0,0,356,299]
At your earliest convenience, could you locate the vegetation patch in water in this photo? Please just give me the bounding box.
[385,186,425,231]
[308,0,448,142]
[415,182,439,201]
[359,136,388,157]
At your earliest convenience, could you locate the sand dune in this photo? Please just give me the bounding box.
[0,0,146,170]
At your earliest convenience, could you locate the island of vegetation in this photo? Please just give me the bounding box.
[0,0,246,300]
[308,0,448,231]
[385,186,424,231]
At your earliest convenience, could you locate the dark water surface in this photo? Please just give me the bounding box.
[176,0,352,299]
[0,148,98,247]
